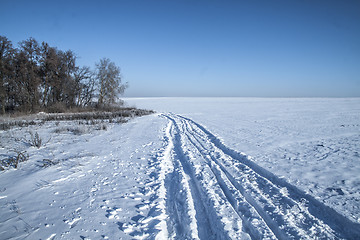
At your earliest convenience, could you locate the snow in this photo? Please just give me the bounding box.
[125,97,360,224]
[1,97,360,239]
[0,117,167,239]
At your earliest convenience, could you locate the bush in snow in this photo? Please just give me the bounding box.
[28,131,42,148]
[96,123,107,131]
[39,159,60,168]
[0,151,29,170]
[54,126,89,135]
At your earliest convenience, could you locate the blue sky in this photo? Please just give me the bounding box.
[1,0,359,97]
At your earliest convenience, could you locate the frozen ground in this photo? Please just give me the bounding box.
[0,98,359,239]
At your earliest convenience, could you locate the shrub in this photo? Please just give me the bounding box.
[54,126,88,135]
[39,159,59,168]
[96,123,107,131]
[1,151,29,170]
[29,131,42,148]
[46,102,68,113]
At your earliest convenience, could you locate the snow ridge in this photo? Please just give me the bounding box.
[156,113,360,239]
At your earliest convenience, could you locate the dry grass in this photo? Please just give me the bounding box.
[0,108,155,131]
[1,151,29,170]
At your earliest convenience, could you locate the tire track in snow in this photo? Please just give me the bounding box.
[160,115,251,240]
[160,120,217,239]
[159,113,360,240]
[181,123,278,239]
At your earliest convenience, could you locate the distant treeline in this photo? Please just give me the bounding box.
[0,36,127,115]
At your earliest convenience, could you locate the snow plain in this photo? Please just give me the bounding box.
[0,97,359,239]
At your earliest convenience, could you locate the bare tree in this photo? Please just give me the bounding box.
[95,58,127,105]
[0,36,129,114]
[16,38,41,112]
[74,66,95,107]
[0,36,15,114]
[39,42,58,108]
[56,49,77,108]
[39,46,77,110]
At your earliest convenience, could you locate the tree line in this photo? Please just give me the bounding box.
[0,35,127,115]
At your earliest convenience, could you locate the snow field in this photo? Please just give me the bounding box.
[1,97,360,239]
[125,97,360,225]
[0,116,170,239]
[159,113,359,239]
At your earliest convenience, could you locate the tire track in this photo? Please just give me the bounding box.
[180,117,313,239]
[161,119,215,239]
[182,124,279,239]
[160,113,360,240]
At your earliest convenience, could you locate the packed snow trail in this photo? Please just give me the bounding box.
[157,113,360,239]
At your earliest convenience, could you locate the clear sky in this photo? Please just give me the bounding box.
[1,0,360,97]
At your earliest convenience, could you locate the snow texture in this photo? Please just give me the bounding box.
[1,98,359,239]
